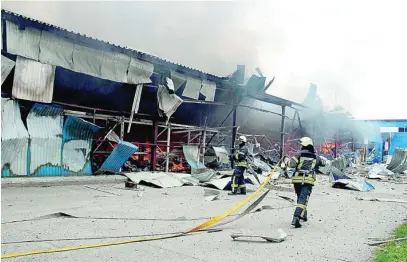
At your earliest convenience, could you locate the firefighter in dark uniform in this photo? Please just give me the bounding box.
[229,136,248,195]
[288,137,327,228]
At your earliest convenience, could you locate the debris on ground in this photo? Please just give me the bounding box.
[231,228,287,243]
[355,196,407,204]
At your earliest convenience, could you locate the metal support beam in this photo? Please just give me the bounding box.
[119,117,125,141]
[151,120,158,171]
[187,131,191,145]
[165,123,171,173]
[231,108,237,168]
[280,105,286,158]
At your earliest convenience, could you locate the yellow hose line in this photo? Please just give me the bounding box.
[2,165,278,259]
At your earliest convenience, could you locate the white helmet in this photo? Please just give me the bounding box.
[299,137,313,147]
[238,136,247,143]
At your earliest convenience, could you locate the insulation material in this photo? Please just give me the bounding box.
[6,21,41,60]
[182,77,202,99]
[1,55,15,85]
[127,57,154,84]
[27,105,64,174]
[99,141,138,173]
[39,30,74,70]
[62,116,100,173]
[171,71,187,91]
[12,56,55,103]
[183,145,206,169]
[200,80,216,102]
[100,51,131,83]
[1,99,29,176]
[72,45,104,78]
[157,85,183,123]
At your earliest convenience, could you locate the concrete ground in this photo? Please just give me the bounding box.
[2,175,407,262]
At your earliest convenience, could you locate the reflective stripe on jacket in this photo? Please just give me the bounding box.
[289,149,325,185]
[234,144,248,167]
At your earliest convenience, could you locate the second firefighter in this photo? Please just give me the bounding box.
[229,136,248,195]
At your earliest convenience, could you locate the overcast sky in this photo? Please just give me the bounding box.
[3,1,406,120]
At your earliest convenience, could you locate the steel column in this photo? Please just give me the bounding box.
[151,120,158,171]
[280,105,286,158]
[231,108,237,168]
[165,124,171,173]
[119,117,125,141]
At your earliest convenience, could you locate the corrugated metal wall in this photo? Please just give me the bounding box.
[61,116,100,174]
[1,100,100,177]
[27,104,64,175]
[1,98,29,176]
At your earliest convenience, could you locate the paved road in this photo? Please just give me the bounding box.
[2,176,407,262]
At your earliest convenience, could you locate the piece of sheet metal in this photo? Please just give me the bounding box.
[125,172,188,188]
[182,77,201,99]
[1,55,15,85]
[39,30,75,70]
[62,116,100,174]
[127,57,154,85]
[157,85,183,123]
[12,56,55,103]
[204,146,229,167]
[200,80,216,102]
[99,141,138,173]
[26,104,64,174]
[183,145,206,169]
[6,21,40,60]
[1,99,29,177]
[5,21,153,85]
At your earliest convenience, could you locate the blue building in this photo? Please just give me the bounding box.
[362,120,407,163]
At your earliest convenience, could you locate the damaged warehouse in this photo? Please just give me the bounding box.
[1,5,407,262]
[0,9,308,179]
[2,9,402,186]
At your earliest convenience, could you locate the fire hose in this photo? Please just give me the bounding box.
[2,161,281,259]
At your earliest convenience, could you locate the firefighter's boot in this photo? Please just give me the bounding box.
[301,211,308,222]
[291,216,301,228]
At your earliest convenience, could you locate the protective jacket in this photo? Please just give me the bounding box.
[289,149,326,185]
[234,143,248,168]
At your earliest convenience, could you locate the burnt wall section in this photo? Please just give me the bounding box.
[1,98,29,176]
[27,104,63,175]
[1,100,100,177]
[61,116,100,174]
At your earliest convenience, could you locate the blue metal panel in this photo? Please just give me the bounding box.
[99,141,138,173]
[389,133,407,155]
[59,116,100,175]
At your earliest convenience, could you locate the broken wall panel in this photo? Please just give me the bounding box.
[62,116,100,174]
[39,30,75,70]
[99,141,138,173]
[6,20,41,60]
[157,85,183,123]
[5,20,154,85]
[26,104,64,175]
[183,145,206,169]
[182,77,201,99]
[12,56,56,103]
[200,80,216,102]
[127,57,154,85]
[1,55,16,85]
[1,98,29,176]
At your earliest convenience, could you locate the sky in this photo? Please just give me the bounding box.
[2,0,406,120]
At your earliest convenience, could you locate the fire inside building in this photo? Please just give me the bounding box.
[1,9,369,178]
